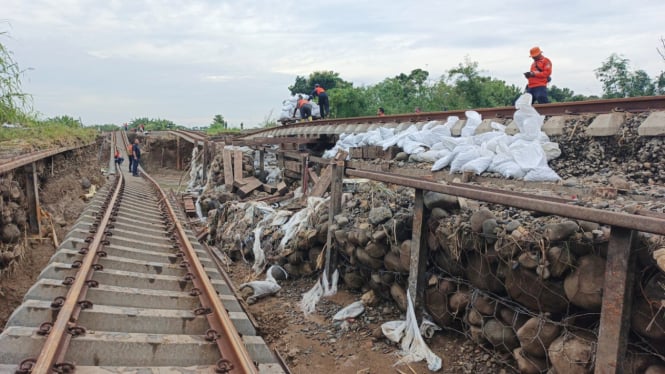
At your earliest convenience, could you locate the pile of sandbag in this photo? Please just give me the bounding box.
[278,94,321,121]
[322,94,562,182]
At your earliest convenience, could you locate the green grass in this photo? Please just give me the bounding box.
[0,122,98,150]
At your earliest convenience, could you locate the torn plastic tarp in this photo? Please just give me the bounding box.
[300,265,340,315]
[381,290,442,371]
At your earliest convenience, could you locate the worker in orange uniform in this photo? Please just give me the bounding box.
[310,83,329,118]
[293,95,312,121]
[126,143,134,172]
[524,46,552,104]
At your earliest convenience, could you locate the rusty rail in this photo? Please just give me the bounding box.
[27,134,123,373]
[0,142,96,175]
[122,131,257,373]
[241,95,665,139]
[345,168,665,235]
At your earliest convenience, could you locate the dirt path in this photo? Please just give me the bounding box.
[225,263,510,374]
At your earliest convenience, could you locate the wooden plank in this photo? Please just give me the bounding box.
[222,148,234,189]
[325,159,345,282]
[309,165,332,197]
[284,160,302,173]
[261,184,277,194]
[237,177,263,198]
[24,163,41,235]
[349,147,363,159]
[276,182,288,195]
[407,188,428,319]
[233,150,244,183]
[594,227,637,374]
[308,168,320,185]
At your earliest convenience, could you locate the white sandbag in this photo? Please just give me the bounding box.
[491,122,506,132]
[450,146,481,174]
[401,140,427,155]
[239,265,286,304]
[381,290,442,371]
[422,120,443,131]
[510,140,548,171]
[461,111,482,137]
[462,155,493,175]
[542,141,562,160]
[333,301,365,321]
[513,94,544,141]
[410,150,449,163]
[473,131,504,146]
[427,125,451,140]
[524,167,561,182]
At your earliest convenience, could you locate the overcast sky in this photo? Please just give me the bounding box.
[3,0,664,128]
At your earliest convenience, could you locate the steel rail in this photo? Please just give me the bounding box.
[169,130,207,145]
[139,170,258,373]
[30,139,123,373]
[345,168,665,235]
[241,95,665,139]
[0,142,96,174]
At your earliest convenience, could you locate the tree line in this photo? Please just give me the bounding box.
[289,53,665,118]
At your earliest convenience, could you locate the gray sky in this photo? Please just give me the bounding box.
[4,0,665,128]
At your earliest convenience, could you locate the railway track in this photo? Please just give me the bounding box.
[240,95,665,139]
[0,133,284,373]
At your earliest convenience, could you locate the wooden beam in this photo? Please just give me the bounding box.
[309,166,332,197]
[308,168,320,185]
[233,150,244,183]
[223,148,234,190]
[259,149,265,174]
[24,163,42,235]
[301,153,309,195]
[407,188,428,319]
[595,226,637,374]
[237,177,263,198]
[325,159,344,282]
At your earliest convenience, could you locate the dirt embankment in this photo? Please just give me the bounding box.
[0,142,107,329]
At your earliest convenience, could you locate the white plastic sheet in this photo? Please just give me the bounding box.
[381,290,442,371]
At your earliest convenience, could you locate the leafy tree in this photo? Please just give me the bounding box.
[211,114,227,129]
[445,59,521,108]
[330,85,372,117]
[0,32,31,123]
[288,70,352,95]
[595,54,656,98]
[547,85,588,102]
[129,117,178,130]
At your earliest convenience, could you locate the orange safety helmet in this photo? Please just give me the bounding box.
[530,46,542,57]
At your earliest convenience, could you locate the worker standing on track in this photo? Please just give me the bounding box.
[524,46,552,104]
[293,95,313,121]
[310,83,329,119]
[114,147,124,165]
[132,138,141,177]
[126,142,134,173]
